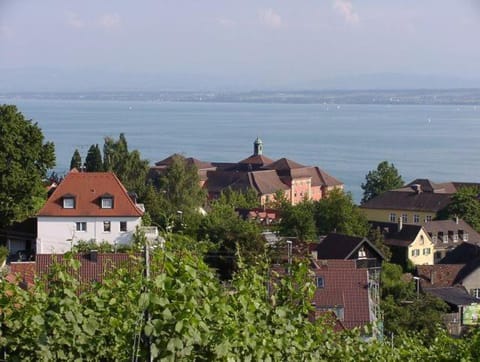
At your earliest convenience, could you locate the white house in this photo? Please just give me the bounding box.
[36,170,144,254]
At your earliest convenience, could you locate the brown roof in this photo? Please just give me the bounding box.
[37,171,143,217]
[206,170,288,195]
[315,167,344,187]
[361,190,452,212]
[315,233,384,261]
[35,253,141,284]
[370,222,423,247]
[265,158,306,171]
[311,260,371,329]
[238,154,274,166]
[423,219,480,240]
[417,264,466,288]
[155,154,214,170]
[439,242,480,264]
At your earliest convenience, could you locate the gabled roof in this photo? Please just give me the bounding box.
[315,167,343,187]
[37,171,143,217]
[315,233,384,260]
[311,260,371,329]
[370,222,424,247]
[424,287,480,306]
[205,170,288,195]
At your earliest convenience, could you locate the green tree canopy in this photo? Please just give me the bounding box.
[361,161,404,204]
[84,144,103,172]
[314,189,369,237]
[69,148,82,170]
[441,186,480,232]
[0,104,55,228]
[278,200,316,241]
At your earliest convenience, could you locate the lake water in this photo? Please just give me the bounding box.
[3,99,480,202]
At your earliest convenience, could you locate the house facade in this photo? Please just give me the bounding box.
[371,221,434,266]
[149,138,343,206]
[36,170,144,254]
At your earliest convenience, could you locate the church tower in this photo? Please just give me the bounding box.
[254,137,263,155]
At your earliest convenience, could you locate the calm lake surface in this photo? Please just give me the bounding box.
[4,99,480,202]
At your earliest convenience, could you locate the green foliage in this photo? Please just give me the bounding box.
[103,134,150,196]
[84,144,103,172]
[198,201,264,278]
[69,148,82,170]
[314,189,369,236]
[2,249,480,360]
[217,187,259,209]
[367,226,392,261]
[278,200,317,241]
[442,186,480,232]
[361,161,403,204]
[0,245,8,264]
[0,104,56,228]
[381,262,448,341]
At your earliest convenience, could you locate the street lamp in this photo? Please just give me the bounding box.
[286,240,292,265]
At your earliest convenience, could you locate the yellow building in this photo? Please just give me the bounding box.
[360,179,456,223]
[371,221,434,266]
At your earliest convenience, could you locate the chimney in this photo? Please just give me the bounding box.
[455,216,459,225]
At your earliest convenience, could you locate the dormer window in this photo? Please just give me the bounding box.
[63,195,75,209]
[358,247,367,259]
[316,276,324,288]
[101,194,114,209]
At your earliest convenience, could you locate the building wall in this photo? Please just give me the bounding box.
[461,269,480,296]
[37,216,142,254]
[362,208,436,224]
[407,229,434,265]
[291,177,312,205]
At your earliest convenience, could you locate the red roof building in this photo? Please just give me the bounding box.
[36,170,144,254]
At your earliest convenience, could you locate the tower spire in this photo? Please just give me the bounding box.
[254,137,263,155]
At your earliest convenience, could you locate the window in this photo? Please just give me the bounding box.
[402,214,408,223]
[423,248,431,255]
[103,221,111,232]
[425,215,433,222]
[471,289,480,298]
[120,221,127,232]
[76,222,87,232]
[432,234,438,243]
[63,197,75,209]
[443,235,449,243]
[389,213,397,223]
[414,214,420,223]
[434,251,443,261]
[453,233,458,242]
[464,233,469,242]
[102,197,113,209]
[411,249,420,257]
[316,277,324,288]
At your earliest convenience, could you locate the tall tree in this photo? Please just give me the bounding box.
[158,154,206,217]
[84,144,103,172]
[314,189,369,236]
[361,161,403,204]
[69,149,82,170]
[442,186,480,231]
[0,105,55,228]
[103,134,149,195]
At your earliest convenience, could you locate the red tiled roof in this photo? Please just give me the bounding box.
[417,264,466,288]
[312,261,371,329]
[7,262,36,287]
[35,253,141,284]
[37,171,143,217]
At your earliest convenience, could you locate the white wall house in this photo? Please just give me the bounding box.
[37,170,144,254]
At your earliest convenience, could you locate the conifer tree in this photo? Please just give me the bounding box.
[69,149,82,170]
[85,144,103,172]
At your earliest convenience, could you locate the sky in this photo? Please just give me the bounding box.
[1,0,480,90]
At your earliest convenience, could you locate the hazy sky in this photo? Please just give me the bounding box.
[1,0,480,90]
